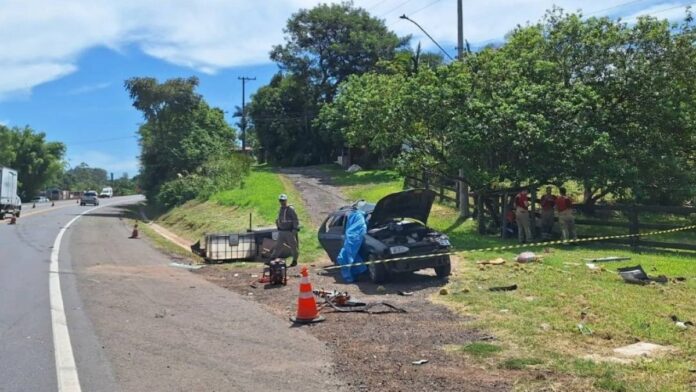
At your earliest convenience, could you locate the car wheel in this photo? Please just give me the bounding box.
[368,254,388,284]
[434,256,452,279]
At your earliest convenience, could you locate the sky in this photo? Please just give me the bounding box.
[0,0,692,177]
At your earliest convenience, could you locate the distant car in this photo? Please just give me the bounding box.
[32,196,49,203]
[99,187,113,198]
[318,189,452,283]
[80,191,100,206]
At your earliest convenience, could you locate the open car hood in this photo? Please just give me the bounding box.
[369,189,436,227]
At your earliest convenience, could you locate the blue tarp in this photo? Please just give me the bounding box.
[337,209,368,282]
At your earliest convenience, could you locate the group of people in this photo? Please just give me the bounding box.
[512,186,577,243]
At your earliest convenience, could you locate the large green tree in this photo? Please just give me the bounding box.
[124,76,236,199]
[0,125,65,199]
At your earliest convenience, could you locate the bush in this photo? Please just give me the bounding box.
[156,154,252,208]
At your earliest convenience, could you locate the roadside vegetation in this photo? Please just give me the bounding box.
[317,164,696,391]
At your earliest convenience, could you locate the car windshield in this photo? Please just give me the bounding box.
[85,192,97,196]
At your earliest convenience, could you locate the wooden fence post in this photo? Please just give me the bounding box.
[458,169,469,218]
[629,205,640,252]
[477,192,486,234]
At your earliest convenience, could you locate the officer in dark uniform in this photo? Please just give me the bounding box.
[272,193,299,266]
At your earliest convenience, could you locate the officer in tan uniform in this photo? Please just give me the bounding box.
[272,193,299,266]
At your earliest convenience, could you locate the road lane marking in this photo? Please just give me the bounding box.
[49,204,105,392]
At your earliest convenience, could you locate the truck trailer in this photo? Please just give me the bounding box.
[0,167,22,218]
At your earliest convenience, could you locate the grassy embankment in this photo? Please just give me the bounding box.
[318,164,696,392]
[147,166,323,264]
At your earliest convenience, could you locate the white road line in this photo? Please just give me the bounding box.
[49,204,106,392]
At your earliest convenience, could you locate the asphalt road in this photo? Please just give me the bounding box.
[0,197,344,392]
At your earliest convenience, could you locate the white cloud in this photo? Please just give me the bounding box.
[0,0,685,99]
[66,82,112,95]
[69,150,140,176]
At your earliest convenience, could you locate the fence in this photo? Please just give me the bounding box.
[404,170,696,252]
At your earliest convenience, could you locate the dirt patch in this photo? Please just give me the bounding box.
[195,258,511,392]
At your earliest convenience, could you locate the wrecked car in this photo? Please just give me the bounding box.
[318,189,452,283]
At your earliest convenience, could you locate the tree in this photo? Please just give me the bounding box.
[59,163,108,192]
[270,1,405,103]
[124,77,236,199]
[0,125,65,199]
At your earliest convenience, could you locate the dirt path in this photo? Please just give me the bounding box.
[278,166,349,226]
[193,166,512,391]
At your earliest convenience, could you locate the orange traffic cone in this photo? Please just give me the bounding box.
[290,266,325,324]
[129,222,139,239]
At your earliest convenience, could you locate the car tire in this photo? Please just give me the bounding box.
[434,256,452,279]
[368,254,388,284]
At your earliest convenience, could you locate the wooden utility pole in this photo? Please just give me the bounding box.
[238,76,256,151]
[457,0,464,60]
[456,1,470,218]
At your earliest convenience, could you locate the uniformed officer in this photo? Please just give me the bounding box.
[272,193,299,266]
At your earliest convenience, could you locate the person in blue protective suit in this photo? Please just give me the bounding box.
[337,201,368,282]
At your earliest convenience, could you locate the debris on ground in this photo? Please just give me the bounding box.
[412,359,428,365]
[577,323,593,335]
[477,258,506,265]
[346,164,362,173]
[489,284,517,292]
[584,256,632,263]
[376,285,386,294]
[398,290,414,296]
[670,315,694,330]
[585,263,600,271]
[617,265,668,285]
[439,288,449,295]
[515,252,539,263]
[169,262,204,270]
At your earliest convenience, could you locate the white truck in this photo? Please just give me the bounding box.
[99,186,113,198]
[0,167,22,218]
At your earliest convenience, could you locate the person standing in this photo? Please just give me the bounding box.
[336,201,369,283]
[556,187,577,241]
[514,189,533,243]
[272,193,299,267]
[539,186,557,239]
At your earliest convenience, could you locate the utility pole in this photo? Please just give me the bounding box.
[237,76,256,151]
[457,0,464,60]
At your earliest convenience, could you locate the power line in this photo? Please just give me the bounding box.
[409,0,443,16]
[585,0,651,16]
[380,0,417,17]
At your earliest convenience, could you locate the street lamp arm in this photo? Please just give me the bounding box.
[399,14,454,61]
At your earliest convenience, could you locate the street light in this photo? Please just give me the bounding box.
[399,14,454,61]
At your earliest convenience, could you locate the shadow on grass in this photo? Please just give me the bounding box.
[318,267,448,295]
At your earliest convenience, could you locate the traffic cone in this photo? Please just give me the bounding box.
[290,266,325,324]
[129,222,139,239]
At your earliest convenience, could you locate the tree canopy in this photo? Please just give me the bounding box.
[0,125,65,199]
[319,9,696,205]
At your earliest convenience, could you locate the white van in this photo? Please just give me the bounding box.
[99,187,113,198]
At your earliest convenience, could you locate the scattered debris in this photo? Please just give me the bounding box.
[460,288,470,294]
[613,342,675,358]
[577,323,593,335]
[489,284,517,292]
[346,164,362,173]
[670,315,694,330]
[411,359,428,365]
[540,323,551,331]
[500,309,509,313]
[154,309,167,318]
[397,291,414,296]
[169,262,203,270]
[234,273,239,277]
[376,285,386,294]
[585,263,600,271]
[477,258,505,265]
[584,256,631,263]
[617,265,668,285]
[439,288,449,295]
[516,252,539,263]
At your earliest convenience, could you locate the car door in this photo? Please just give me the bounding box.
[317,212,347,263]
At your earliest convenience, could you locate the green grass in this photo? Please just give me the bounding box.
[313,164,696,391]
[459,342,503,358]
[154,166,323,263]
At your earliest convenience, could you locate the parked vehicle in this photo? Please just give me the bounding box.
[80,191,100,206]
[99,187,113,198]
[0,167,22,218]
[318,189,452,283]
[32,196,49,203]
